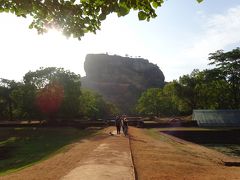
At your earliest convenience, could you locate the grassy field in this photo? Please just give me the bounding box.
[0,127,96,175]
[205,144,240,158]
[151,127,240,158]
[130,127,240,179]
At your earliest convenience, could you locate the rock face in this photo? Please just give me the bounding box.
[81,54,165,113]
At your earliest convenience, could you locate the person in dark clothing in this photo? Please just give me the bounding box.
[122,117,128,136]
[115,116,121,134]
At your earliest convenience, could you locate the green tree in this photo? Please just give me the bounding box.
[79,89,119,120]
[136,87,179,116]
[11,83,38,119]
[169,69,232,112]
[193,69,231,109]
[0,0,203,39]
[209,48,240,108]
[162,81,185,114]
[176,70,200,112]
[165,68,233,113]
[0,78,19,120]
[136,88,161,116]
[24,67,81,119]
[144,48,240,115]
[104,101,119,118]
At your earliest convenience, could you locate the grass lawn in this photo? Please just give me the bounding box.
[205,144,240,157]
[146,127,240,158]
[0,127,96,175]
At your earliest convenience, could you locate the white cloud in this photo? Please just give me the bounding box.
[163,5,240,81]
[184,5,240,60]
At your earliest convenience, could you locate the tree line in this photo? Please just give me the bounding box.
[0,67,118,122]
[1,48,239,121]
[136,48,240,116]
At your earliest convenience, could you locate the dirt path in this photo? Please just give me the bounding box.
[1,127,135,180]
[61,130,134,180]
[129,127,240,180]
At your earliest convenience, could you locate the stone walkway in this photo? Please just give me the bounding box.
[61,131,135,180]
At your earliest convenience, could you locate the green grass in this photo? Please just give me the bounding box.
[0,127,96,175]
[145,129,171,142]
[146,128,240,158]
[204,144,240,157]
[145,128,214,147]
[157,127,222,131]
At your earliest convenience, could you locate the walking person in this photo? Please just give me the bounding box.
[122,117,128,136]
[115,116,121,134]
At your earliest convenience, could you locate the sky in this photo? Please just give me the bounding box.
[0,0,240,82]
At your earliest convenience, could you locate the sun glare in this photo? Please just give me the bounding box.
[45,29,66,44]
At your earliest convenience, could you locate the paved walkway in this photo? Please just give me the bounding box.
[61,131,135,180]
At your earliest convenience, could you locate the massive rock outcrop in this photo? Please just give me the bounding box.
[81,54,165,113]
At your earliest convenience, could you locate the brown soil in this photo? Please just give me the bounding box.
[2,127,240,180]
[1,128,110,180]
[62,129,134,180]
[1,127,134,180]
[129,127,240,180]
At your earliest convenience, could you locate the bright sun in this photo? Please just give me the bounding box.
[44,29,66,44]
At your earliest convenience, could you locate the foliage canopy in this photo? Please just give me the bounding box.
[0,0,203,39]
[136,47,240,116]
[209,47,240,108]
[0,67,118,121]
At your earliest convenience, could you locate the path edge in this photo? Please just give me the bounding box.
[128,133,137,180]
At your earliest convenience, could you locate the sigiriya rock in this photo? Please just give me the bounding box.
[81,54,165,114]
